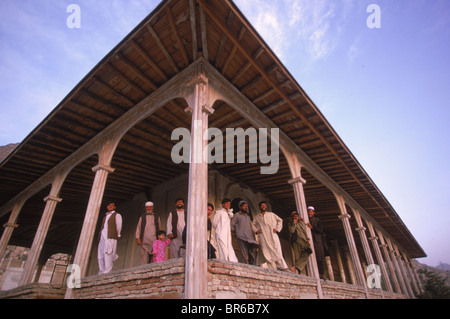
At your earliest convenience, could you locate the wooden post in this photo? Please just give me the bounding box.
[366,221,394,293]
[184,62,214,299]
[19,173,66,286]
[335,193,366,287]
[285,150,323,299]
[65,163,115,299]
[377,230,402,293]
[0,202,23,261]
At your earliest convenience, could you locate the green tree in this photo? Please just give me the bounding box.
[417,268,450,299]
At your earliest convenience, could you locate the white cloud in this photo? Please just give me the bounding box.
[235,0,356,62]
[234,0,288,61]
[347,38,362,64]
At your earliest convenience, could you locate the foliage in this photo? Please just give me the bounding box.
[417,268,450,299]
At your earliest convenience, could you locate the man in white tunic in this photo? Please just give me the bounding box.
[167,198,186,259]
[98,202,122,274]
[136,201,161,264]
[251,201,288,271]
[212,199,238,262]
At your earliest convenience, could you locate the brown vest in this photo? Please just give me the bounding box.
[100,212,119,239]
[170,210,187,239]
[139,213,160,241]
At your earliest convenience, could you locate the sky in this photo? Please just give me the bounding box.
[0,0,449,267]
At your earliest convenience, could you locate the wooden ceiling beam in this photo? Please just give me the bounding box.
[166,6,190,67]
[146,24,180,74]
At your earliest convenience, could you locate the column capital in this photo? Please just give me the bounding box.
[184,104,214,116]
[338,213,351,220]
[369,236,379,241]
[288,176,306,185]
[187,72,208,87]
[3,223,19,228]
[356,226,366,232]
[92,164,115,173]
[379,244,388,248]
[202,104,215,115]
[44,195,63,203]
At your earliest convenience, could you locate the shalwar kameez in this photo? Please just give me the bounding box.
[213,208,238,262]
[252,211,288,270]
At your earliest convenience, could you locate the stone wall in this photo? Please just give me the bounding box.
[0,283,66,299]
[73,259,185,299]
[69,259,408,299]
[0,257,409,299]
[208,260,319,299]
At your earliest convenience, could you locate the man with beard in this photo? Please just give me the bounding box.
[252,201,288,271]
[213,199,237,262]
[167,197,187,259]
[231,201,258,265]
[307,206,326,279]
[135,201,160,265]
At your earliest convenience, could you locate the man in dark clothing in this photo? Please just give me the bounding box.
[307,206,326,279]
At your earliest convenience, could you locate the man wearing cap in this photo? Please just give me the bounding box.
[308,206,326,278]
[136,201,161,265]
[98,202,122,274]
[231,200,258,265]
[251,201,288,271]
[212,199,237,262]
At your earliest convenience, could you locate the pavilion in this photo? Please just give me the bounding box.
[0,0,425,299]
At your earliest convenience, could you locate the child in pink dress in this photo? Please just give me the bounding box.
[153,230,171,262]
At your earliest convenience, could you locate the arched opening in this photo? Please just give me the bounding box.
[0,185,51,289]
[207,99,297,268]
[81,97,192,275]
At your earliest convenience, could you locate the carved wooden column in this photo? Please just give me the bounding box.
[366,221,393,293]
[0,202,24,260]
[352,209,375,267]
[334,193,366,287]
[342,246,357,285]
[331,240,347,283]
[385,238,409,297]
[393,244,414,298]
[402,253,421,295]
[65,163,115,299]
[377,230,401,294]
[19,173,66,286]
[184,64,214,299]
[285,150,323,299]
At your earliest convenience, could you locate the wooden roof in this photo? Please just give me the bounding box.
[0,0,425,260]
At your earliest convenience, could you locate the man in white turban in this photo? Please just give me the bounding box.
[136,201,161,265]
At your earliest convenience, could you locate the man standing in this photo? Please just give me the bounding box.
[212,199,237,262]
[307,206,326,279]
[136,201,161,265]
[207,203,217,259]
[231,201,258,265]
[167,198,186,259]
[288,212,312,274]
[98,202,122,274]
[251,201,288,271]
